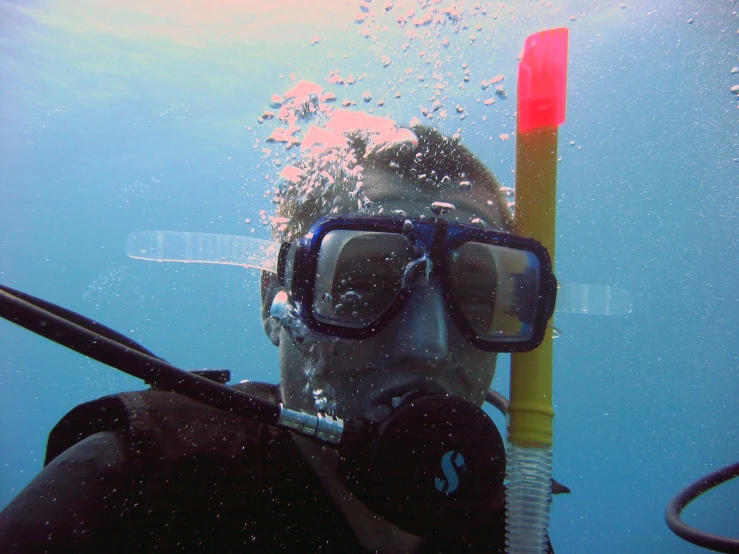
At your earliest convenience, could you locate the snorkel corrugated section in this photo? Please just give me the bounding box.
[507,28,568,554]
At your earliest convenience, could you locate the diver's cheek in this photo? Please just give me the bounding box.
[329,331,392,374]
[454,352,498,403]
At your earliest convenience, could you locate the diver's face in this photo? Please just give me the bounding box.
[277,165,505,421]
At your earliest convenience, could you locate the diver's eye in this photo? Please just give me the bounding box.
[454,282,496,332]
[448,242,499,333]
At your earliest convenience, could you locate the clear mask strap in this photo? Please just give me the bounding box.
[125,231,634,316]
[555,283,633,315]
[125,231,280,274]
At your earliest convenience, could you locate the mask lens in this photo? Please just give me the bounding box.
[313,230,416,328]
[449,242,541,343]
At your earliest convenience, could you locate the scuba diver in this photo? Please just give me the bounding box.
[0,126,564,552]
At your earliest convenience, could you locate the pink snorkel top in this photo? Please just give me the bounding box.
[517,28,569,134]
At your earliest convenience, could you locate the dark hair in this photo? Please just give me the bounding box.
[273,125,512,241]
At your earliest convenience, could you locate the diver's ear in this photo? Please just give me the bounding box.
[260,271,282,347]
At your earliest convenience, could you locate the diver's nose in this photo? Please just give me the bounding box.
[392,278,450,366]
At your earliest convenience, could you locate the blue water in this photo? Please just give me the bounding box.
[1,1,737,552]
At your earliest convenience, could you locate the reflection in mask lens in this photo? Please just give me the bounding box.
[449,242,540,343]
[313,231,417,328]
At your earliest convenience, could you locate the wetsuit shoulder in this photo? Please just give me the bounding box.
[0,430,130,553]
[45,382,281,468]
[1,384,283,553]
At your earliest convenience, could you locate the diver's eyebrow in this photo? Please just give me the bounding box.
[451,253,497,274]
[334,235,409,263]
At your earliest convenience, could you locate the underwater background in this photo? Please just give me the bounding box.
[1,0,737,552]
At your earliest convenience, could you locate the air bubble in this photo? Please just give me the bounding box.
[430,202,455,215]
[341,290,362,306]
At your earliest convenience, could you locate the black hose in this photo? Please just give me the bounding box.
[0,285,281,425]
[0,284,162,359]
[485,389,509,415]
[665,461,739,553]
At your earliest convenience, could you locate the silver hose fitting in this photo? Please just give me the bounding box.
[277,405,344,445]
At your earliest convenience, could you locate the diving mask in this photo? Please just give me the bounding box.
[277,215,557,352]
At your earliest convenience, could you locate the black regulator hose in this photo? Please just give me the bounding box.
[0,284,281,426]
[665,461,739,553]
[0,284,162,359]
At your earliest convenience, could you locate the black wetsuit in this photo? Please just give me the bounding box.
[0,382,554,553]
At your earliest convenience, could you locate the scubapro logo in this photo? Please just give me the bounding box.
[434,450,466,494]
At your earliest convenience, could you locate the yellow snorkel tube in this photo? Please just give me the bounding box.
[506,28,569,554]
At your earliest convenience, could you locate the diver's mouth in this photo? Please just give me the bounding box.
[373,379,451,410]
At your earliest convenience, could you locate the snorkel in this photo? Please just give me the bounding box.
[507,28,568,553]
